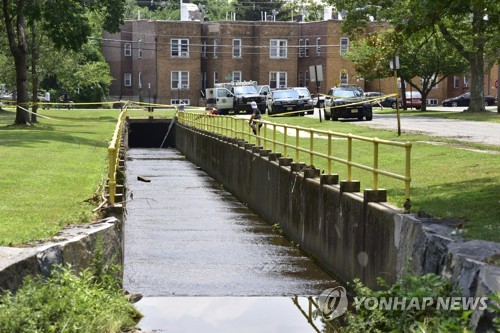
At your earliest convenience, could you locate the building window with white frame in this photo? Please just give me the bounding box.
[171,71,189,89]
[269,71,287,88]
[298,72,303,86]
[427,99,438,106]
[340,70,348,85]
[316,37,321,57]
[232,71,242,82]
[270,39,287,59]
[201,41,207,58]
[304,39,309,57]
[124,43,132,57]
[453,76,460,88]
[305,71,309,86]
[124,73,132,87]
[232,39,242,58]
[138,72,142,89]
[340,37,349,54]
[463,76,469,88]
[298,39,303,58]
[171,39,189,57]
[214,71,219,84]
[213,40,218,59]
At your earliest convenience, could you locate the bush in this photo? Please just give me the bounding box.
[0,265,142,332]
[337,274,473,332]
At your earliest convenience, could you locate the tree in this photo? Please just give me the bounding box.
[333,0,500,112]
[346,29,468,111]
[232,0,287,21]
[1,0,125,125]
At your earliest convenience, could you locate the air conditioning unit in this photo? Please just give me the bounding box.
[181,52,188,57]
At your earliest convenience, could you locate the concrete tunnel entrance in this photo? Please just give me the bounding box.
[123,119,340,331]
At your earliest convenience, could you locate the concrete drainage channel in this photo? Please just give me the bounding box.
[0,117,499,331]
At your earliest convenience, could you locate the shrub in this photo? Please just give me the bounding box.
[0,265,142,332]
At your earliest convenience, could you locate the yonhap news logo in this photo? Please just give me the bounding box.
[317,286,349,320]
[317,287,490,320]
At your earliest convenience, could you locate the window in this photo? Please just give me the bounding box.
[269,71,287,88]
[463,76,469,88]
[233,39,242,58]
[171,71,189,89]
[214,71,218,84]
[201,41,207,58]
[298,39,304,58]
[270,39,287,58]
[316,38,321,57]
[304,39,309,57]
[305,71,309,86]
[138,43,142,58]
[124,43,131,57]
[213,40,218,59]
[340,37,349,54]
[298,72,303,86]
[232,71,242,82]
[427,99,438,106]
[340,70,348,85]
[171,39,189,57]
[453,76,460,88]
[124,73,132,87]
[171,99,190,105]
[138,72,142,89]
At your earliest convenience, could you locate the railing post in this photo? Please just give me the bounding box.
[284,125,288,157]
[263,122,267,149]
[273,124,277,152]
[373,139,379,190]
[405,141,412,200]
[295,128,300,162]
[309,129,314,166]
[108,147,116,205]
[327,133,332,174]
[347,134,352,181]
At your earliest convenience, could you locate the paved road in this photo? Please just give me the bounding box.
[306,107,500,146]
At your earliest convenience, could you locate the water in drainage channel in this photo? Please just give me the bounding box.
[123,148,340,331]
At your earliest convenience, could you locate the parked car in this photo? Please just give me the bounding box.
[324,85,372,121]
[266,89,306,116]
[442,92,496,107]
[405,91,422,109]
[290,87,314,114]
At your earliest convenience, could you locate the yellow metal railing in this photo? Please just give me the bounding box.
[180,111,412,202]
[107,104,129,205]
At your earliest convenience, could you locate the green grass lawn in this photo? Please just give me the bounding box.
[0,107,174,246]
[0,106,498,244]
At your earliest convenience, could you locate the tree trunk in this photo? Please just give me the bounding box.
[465,6,486,112]
[31,24,39,123]
[3,0,30,124]
[14,53,30,124]
[497,57,500,114]
[467,52,486,112]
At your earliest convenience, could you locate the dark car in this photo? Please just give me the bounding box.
[442,92,496,107]
[266,89,306,116]
[291,87,314,114]
[324,85,372,121]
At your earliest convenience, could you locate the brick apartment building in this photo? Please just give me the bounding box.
[101,19,498,107]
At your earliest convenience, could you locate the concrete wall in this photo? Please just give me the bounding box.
[175,123,499,329]
[175,124,401,288]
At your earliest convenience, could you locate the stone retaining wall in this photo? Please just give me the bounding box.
[0,217,122,293]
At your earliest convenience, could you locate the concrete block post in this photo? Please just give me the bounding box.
[340,180,361,193]
[364,189,387,203]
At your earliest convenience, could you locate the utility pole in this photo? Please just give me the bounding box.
[391,56,401,136]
